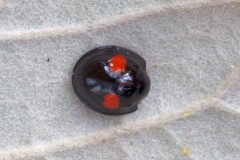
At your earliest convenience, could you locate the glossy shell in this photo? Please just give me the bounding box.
[72,46,150,115]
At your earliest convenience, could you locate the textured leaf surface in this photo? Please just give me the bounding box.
[0,0,240,159]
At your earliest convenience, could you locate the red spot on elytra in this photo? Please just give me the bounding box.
[103,93,120,110]
[109,55,127,72]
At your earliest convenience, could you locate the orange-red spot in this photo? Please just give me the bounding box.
[103,93,120,110]
[109,55,127,72]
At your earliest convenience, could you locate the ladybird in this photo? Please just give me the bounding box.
[72,45,150,115]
